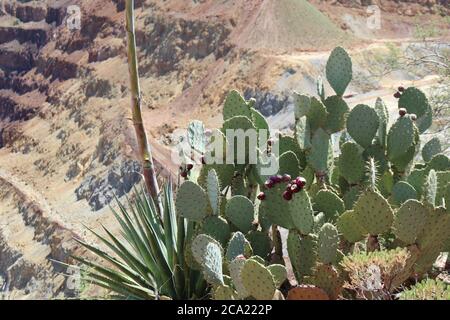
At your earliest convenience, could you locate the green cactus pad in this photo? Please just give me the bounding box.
[214,284,236,300]
[407,168,427,196]
[290,190,315,235]
[354,190,394,235]
[387,116,416,161]
[393,200,428,244]
[230,174,246,196]
[223,90,252,121]
[191,234,224,285]
[287,231,318,280]
[343,186,363,210]
[229,257,248,298]
[258,184,294,229]
[313,264,343,300]
[308,97,329,131]
[176,181,208,221]
[226,232,253,261]
[295,116,312,150]
[326,46,352,96]
[318,223,339,264]
[313,212,326,234]
[267,264,287,288]
[278,135,306,168]
[338,141,365,184]
[251,108,269,132]
[278,151,300,178]
[187,120,206,154]
[422,137,441,163]
[313,189,345,221]
[201,216,231,247]
[428,154,450,171]
[241,259,276,300]
[225,195,255,233]
[308,128,331,173]
[415,105,433,134]
[293,93,311,119]
[398,87,429,117]
[392,181,418,206]
[346,104,380,148]
[324,96,349,133]
[246,230,272,259]
[207,169,221,215]
[337,210,367,243]
[198,163,235,192]
[375,97,389,148]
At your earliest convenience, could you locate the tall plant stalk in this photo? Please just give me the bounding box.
[125,0,162,213]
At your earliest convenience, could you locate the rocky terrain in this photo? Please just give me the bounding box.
[0,0,449,299]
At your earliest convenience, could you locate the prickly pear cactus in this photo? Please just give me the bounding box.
[207,169,221,215]
[287,231,318,281]
[346,104,380,148]
[393,200,427,244]
[326,46,352,96]
[338,142,365,184]
[287,285,330,300]
[241,259,276,300]
[225,195,255,233]
[191,234,224,285]
[226,232,252,262]
[176,181,208,221]
[267,264,287,287]
[201,216,231,247]
[313,189,345,221]
[353,190,394,235]
[337,210,367,243]
[317,223,339,264]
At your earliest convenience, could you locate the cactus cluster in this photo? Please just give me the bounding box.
[174,46,450,300]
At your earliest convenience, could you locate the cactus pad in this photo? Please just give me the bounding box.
[258,184,294,229]
[308,98,329,131]
[393,200,428,244]
[287,285,330,300]
[287,231,317,280]
[191,234,224,285]
[201,216,231,247]
[422,137,441,163]
[354,190,394,235]
[326,46,352,96]
[229,257,248,298]
[241,259,276,300]
[246,230,272,259]
[313,264,343,300]
[428,154,450,171]
[176,181,208,221]
[387,116,415,161]
[318,223,339,264]
[226,232,253,261]
[223,90,252,121]
[225,195,255,233]
[295,116,312,150]
[398,87,429,117]
[289,190,315,235]
[308,128,331,173]
[313,189,345,221]
[392,181,418,206]
[278,151,300,178]
[337,210,367,243]
[207,169,221,215]
[214,284,236,300]
[346,104,380,148]
[338,141,365,184]
[267,264,287,287]
[425,169,437,206]
[324,96,349,133]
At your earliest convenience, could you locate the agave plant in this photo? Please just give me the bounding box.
[72,183,208,300]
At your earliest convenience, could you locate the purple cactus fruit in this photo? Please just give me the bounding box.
[265,180,274,189]
[399,108,407,117]
[295,177,307,188]
[257,192,266,201]
[282,174,292,182]
[282,190,293,201]
[394,92,401,99]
